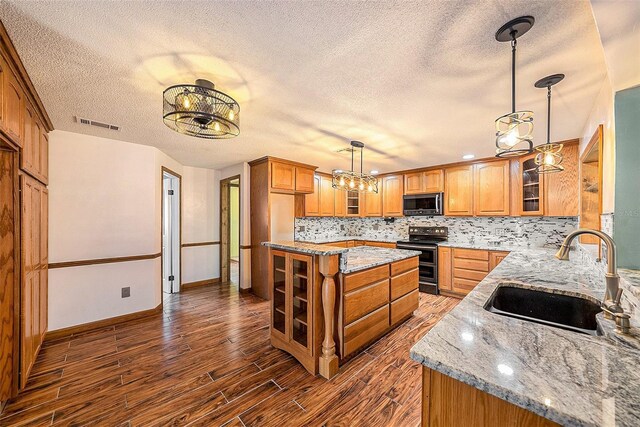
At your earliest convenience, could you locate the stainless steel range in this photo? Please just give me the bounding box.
[396,226,448,294]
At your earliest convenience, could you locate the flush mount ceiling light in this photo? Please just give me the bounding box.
[332,141,379,193]
[163,79,239,139]
[534,73,565,173]
[494,16,535,158]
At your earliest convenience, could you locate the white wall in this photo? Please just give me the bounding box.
[219,162,251,290]
[48,130,220,330]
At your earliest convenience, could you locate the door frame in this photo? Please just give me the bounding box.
[220,174,241,284]
[160,167,182,297]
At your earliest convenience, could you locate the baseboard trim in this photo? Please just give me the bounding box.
[239,287,252,294]
[181,277,221,289]
[45,303,162,341]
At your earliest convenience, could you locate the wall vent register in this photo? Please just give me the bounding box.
[75,116,121,131]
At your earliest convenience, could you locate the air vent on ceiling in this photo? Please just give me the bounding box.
[75,116,121,131]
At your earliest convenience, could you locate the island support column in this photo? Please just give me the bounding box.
[318,254,339,379]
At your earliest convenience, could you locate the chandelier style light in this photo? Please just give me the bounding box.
[534,74,565,173]
[494,16,535,158]
[163,79,239,139]
[332,141,379,193]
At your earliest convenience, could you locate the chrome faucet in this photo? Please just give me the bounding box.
[556,228,630,334]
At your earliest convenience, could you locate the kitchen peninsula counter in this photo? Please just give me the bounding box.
[410,248,640,426]
[262,241,420,379]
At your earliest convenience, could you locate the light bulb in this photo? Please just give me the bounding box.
[368,184,373,192]
[502,130,518,147]
[349,180,355,189]
[228,110,235,120]
[359,182,365,191]
[213,122,221,132]
[544,153,554,165]
[183,97,191,109]
[339,177,345,186]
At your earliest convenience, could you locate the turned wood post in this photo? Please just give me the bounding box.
[318,254,339,379]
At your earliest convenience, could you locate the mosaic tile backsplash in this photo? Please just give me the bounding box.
[295,216,579,248]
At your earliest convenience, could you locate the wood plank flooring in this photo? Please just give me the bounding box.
[0,284,458,426]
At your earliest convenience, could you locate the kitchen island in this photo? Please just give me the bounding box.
[410,247,640,427]
[262,241,420,379]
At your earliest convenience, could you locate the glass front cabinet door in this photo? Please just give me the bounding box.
[270,250,313,354]
[519,153,544,215]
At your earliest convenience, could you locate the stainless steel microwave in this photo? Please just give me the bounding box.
[403,193,444,216]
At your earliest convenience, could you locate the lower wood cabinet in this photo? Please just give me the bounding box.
[422,367,560,426]
[438,247,509,298]
[20,174,48,389]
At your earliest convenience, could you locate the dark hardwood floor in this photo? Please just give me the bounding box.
[0,283,458,426]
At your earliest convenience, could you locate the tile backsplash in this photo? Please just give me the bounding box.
[295,216,579,248]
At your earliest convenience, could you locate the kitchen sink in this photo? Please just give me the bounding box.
[485,285,603,336]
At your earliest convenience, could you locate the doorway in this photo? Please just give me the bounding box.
[579,125,603,253]
[162,168,181,294]
[220,175,241,285]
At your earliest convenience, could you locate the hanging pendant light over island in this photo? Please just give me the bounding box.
[332,141,378,193]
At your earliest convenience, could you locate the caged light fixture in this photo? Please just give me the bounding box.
[494,16,535,158]
[163,79,239,139]
[332,141,379,193]
[534,74,565,173]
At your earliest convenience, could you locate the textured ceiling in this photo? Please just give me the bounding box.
[1,0,609,172]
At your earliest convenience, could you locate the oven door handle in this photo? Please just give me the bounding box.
[396,244,437,251]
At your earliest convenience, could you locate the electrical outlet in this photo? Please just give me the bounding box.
[121,287,130,298]
[495,228,506,236]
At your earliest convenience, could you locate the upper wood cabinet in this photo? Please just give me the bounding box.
[335,188,346,217]
[346,190,361,217]
[404,169,443,195]
[473,160,510,216]
[544,143,578,216]
[363,188,382,217]
[270,160,316,194]
[444,165,474,216]
[382,174,403,217]
[3,64,24,147]
[319,175,335,216]
[304,174,321,216]
[295,167,315,193]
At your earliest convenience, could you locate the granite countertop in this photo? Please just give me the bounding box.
[296,236,400,244]
[438,240,533,251]
[340,246,421,274]
[410,249,640,426]
[262,241,348,255]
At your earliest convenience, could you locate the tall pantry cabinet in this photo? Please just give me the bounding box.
[0,21,52,406]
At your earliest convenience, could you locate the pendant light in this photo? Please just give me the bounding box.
[534,74,565,173]
[163,79,240,139]
[494,16,535,158]
[332,141,379,193]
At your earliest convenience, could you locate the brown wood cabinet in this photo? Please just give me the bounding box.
[544,143,579,216]
[439,247,510,298]
[404,169,443,195]
[269,159,316,194]
[382,174,403,217]
[304,175,321,216]
[346,190,361,217]
[20,175,47,388]
[473,160,510,216]
[319,175,335,216]
[444,165,474,216]
[422,367,559,427]
[515,153,545,216]
[334,188,346,217]
[363,188,382,217]
[0,25,52,404]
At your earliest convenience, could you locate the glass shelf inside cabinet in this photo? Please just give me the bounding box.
[272,254,286,334]
[292,258,308,347]
[347,190,359,215]
[522,158,540,212]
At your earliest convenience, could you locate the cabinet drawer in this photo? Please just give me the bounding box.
[390,268,419,300]
[344,305,389,357]
[391,257,418,276]
[452,248,489,261]
[344,279,389,325]
[453,268,488,282]
[452,278,479,295]
[343,265,388,293]
[452,257,489,272]
[391,289,419,326]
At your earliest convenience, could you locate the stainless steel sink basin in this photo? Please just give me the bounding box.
[485,285,603,336]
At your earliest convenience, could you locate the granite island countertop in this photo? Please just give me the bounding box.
[262,241,420,274]
[410,248,640,426]
[340,246,421,274]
